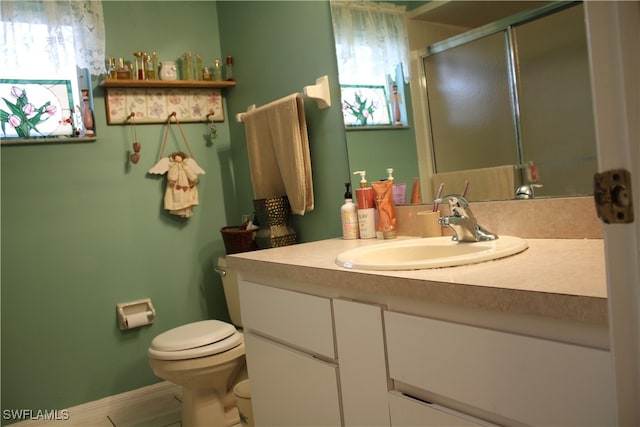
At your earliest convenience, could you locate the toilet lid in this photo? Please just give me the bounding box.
[148,331,243,361]
[150,320,236,352]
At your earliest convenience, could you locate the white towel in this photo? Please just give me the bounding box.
[431,165,518,202]
[244,93,314,215]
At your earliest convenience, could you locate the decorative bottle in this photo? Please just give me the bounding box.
[81,89,94,136]
[391,84,402,125]
[107,56,117,79]
[116,57,129,80]
[213,59,222,81]
[151,52,159,80]
[195,53,203,80]
[202,67,212,81]
[226,56,234,81]
[144,54,155,80]
[183,51,193,80]
[133,51,145,80]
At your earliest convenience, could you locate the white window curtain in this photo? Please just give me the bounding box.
[330,0,410,85]
[0,0,106,76]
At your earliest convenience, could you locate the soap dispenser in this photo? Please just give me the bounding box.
[387,167,406,206]
[353,170,376,239]
[341,182,359,239]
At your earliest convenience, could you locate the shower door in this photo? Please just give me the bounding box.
[423,2,596,198]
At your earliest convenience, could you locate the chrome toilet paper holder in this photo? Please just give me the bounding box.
[116,298,156,330]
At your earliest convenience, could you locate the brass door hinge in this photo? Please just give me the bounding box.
[594,169,634,224]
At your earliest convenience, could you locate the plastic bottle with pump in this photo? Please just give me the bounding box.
[341,182,359,239]
[353,170,376,239]
[371,168,398,239]
[387,168,407,206]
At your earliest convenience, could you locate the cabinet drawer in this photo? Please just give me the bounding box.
[244,332,342,427]
[385,311,615,426]
[388,392,491,426]
[239,280,335,359]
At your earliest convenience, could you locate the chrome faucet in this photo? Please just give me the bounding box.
[437,194,498,242]
[515,183,543,199]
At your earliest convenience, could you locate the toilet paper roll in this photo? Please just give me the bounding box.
[125,311,152,329]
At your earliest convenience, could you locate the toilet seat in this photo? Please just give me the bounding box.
[148,320,243,361]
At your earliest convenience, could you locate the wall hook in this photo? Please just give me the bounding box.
[206,110,217,140]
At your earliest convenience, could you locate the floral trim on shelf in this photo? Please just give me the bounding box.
[105,88,224,124]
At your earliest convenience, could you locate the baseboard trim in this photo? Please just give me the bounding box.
[9,381,181,426]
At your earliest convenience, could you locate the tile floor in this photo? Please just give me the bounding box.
[10,392,181,427]
[9,382,235,427]
[11,381,241,427]
[104,390,182,427]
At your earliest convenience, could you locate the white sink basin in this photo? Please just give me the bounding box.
[335,236,528,270]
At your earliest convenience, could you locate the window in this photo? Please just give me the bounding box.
[0,1,106,139]
[330,1,410,127]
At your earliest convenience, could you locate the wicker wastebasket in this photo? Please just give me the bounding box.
[220,225,257,254]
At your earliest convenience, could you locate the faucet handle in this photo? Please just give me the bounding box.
[438,194,473,217]
[515,184,543,199]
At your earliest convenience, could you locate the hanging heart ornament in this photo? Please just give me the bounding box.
[131,141,141,164]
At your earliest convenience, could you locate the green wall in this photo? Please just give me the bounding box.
[1,0,416,418]
[345,79,419,196]
[1,1,236,418]
[346,124,418,195]
[217,1,349,242]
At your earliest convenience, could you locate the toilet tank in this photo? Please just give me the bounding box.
[217,256,242,327]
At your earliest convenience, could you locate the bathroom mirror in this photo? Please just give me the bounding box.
[333,1,598,202]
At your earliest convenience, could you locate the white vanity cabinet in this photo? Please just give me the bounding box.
[229,233,613,426]
[384,310,616,426]
[238,277,615,427]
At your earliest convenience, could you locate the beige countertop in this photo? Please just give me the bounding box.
[227,236,608,326]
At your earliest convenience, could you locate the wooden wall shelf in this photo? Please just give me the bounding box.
[100,79,235,124]
[99,79,236,89]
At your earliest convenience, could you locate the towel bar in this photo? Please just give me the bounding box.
[235,75,331,123]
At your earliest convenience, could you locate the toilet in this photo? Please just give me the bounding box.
[148,256,246,427]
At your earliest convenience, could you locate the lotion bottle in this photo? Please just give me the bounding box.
[372,179,397,239]
[387,167,407,206]
[353,170,376,239]
[341,182,359,239]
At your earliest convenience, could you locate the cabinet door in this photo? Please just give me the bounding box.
[388,392,491,427]
[243,332,342,427]
[385,311,615,426]
[333,299,390,426]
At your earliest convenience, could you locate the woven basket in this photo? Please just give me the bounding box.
[220,225,257,254]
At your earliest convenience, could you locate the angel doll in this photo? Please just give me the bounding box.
[149,151,205,218]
